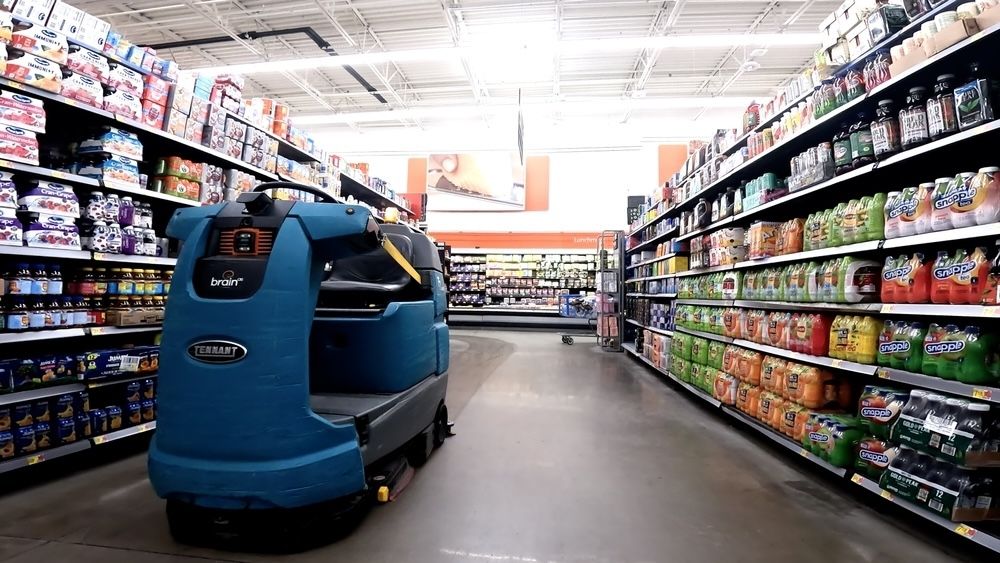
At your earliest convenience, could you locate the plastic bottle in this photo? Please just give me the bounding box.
[881,256,899,303]
[973,167,1000,226]
[855,316,880,365]
[950,171,984,229]
[821,258,842,302]
[833,122,853,174]
[930,250,956,304]
[828,203,847,247]
[897,322,927,373]
[905,253,932,304]
[957,326,997,384]
[877,320,896,366]
[806,262,824,302]
[952,247,988,305]
[48,265,62,295]
[969,246,992,305]
[911,182,935,235]
[849,112,875,169]
[829,315,847,359]
[863,193,887,241]
[923,324,964,379]
[899,86,930,150]
[30,264,48,295]
[884,191,903,238]
[931,176,957,232]
[841,199,861,244]
[927,74,959,140]
[871,99,902,160]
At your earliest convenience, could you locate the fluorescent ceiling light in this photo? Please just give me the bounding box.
[189,33,822,75]
[293,96,755,125]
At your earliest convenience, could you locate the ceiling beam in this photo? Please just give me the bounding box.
[621,0,686,123]
[440,0,491,113]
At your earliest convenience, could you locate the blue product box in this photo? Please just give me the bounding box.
[33,422,51,449]
[15,425,35,454]
[0,362,11,392]
[32,400,50,422]
[125,401,141,426]
[106,405,122,431]
[141,379,155,399]
[81,346,157,380]
[75,412,91,438]
[37,355,76,383]
[55,394,75,419]
[0,430,12,458]
[124,381,140,402]
[57,417,76,444]
[76,391,90,414]
[77,154,140,188]
[13,404,32,427]
[88,408,107,435]
[8,359,37,390]
[141,399,155,422]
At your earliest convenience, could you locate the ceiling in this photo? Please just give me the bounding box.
[72,0,837,133]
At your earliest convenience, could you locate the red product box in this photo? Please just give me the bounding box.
[142,100,165,130]
[142,74,170,106]
[0,91,46,133]
[0,125,40,165]
[61,71,104,108]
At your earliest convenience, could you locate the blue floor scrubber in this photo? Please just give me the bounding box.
[147,182,450,551]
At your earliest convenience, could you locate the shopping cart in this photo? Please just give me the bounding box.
[558,294,598,345]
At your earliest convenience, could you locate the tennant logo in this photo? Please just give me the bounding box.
[210,270,244,288]
[187,340,247,364]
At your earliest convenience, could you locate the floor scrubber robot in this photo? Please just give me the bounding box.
[148,182,450,550]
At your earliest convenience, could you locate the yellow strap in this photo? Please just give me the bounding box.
[382,236,422,283]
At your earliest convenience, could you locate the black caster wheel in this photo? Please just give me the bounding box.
[562,336,574,345]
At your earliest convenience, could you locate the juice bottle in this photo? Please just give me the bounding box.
[841,257,881,303]
[864,193,887,240]
[892,322,927,372]
[828,203,847,247]
[880,256,899,303]
[841,199,861,244]
[805,262,823,302]
[930,250,955,304]
[884,191,903,239]
[958,326,998,384]
[949,171,981,229]
[912,182,935,235]
[931,175,961,232]
[937,324,967,381]
[973,167,1000,226]
[952,247,988,305]
[783,218,804,254]
[876,320,896,366]
[896,187,919,237]
[921,323,960,379]
[855,316,879,365]
[821,258,842,302]
[830,315,850,359]
[969,246,991,305]
[845,316,862,362]
[905,253,931,304]
[810,314,831,356]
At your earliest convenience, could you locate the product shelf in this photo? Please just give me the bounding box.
[675,326,732,343]
[882,222,1000,249]
[663,20,1000,223]
[626,274,674,283]
[87,325,162,336]
[627,253,679,269]
[626,292,676,298]
[91,421,157,445]
[0,76,279,181]
[624,344,721,406]
[732,339,877,375]
[0,383,86,407]
[625,318,643,328]
[676,298,732,306]
[627,209,671,238]
[721,406,849,477]
[0,328,87,344]
[86,373,159,389]
[733,164,873,223]
[0,440,91,475]
[674,264,734,277]
[733,300,883,313]
[850,473,1000,553]
[0,246,93,261]
[339,173,412,214]
[99,180,201,207]
[874,366,999,403]
[734,240,881,269]
[879,303,1000,317]
[92,253,177,266]
[676,217,734,243]
[627,226,678,253]
[0,159,101,187]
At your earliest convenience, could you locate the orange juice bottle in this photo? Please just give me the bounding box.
[854,316,879,365]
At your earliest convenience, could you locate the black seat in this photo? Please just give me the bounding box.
[322,233,413,294]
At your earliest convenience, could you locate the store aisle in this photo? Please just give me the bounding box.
[0,330,971,563]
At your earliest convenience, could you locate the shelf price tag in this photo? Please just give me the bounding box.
[983,306,1000,317]
[798,448,810,458]
[26,454,45,465]
[0,159,10,168]
[829,359,844,369]
[877,368,891,379]
[971,388,993,401]
[954,524,977,539]
[881,304,895,313]
[850,474,863,485]
[93,435,107,445]
[90,327,105,336]
[879,490,894,501]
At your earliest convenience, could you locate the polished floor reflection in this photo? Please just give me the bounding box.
[0,330,975,562]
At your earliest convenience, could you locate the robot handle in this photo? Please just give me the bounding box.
[252,181,340,203]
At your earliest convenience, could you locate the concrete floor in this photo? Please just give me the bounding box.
[0,330,978,562]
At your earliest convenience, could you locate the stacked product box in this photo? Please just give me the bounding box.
[16,179,81,250]
[0,389,91,460]
[75,126,143,189]
[151,156,203,202]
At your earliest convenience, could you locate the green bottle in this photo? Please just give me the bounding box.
[828,422,865,468]
[828,203,847,247]
[901,322,927,372]
[958,326,998,384]
[922,324,964,380]
[692,337,709,365]
[866,193,887,241]
[876,320,895,366]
